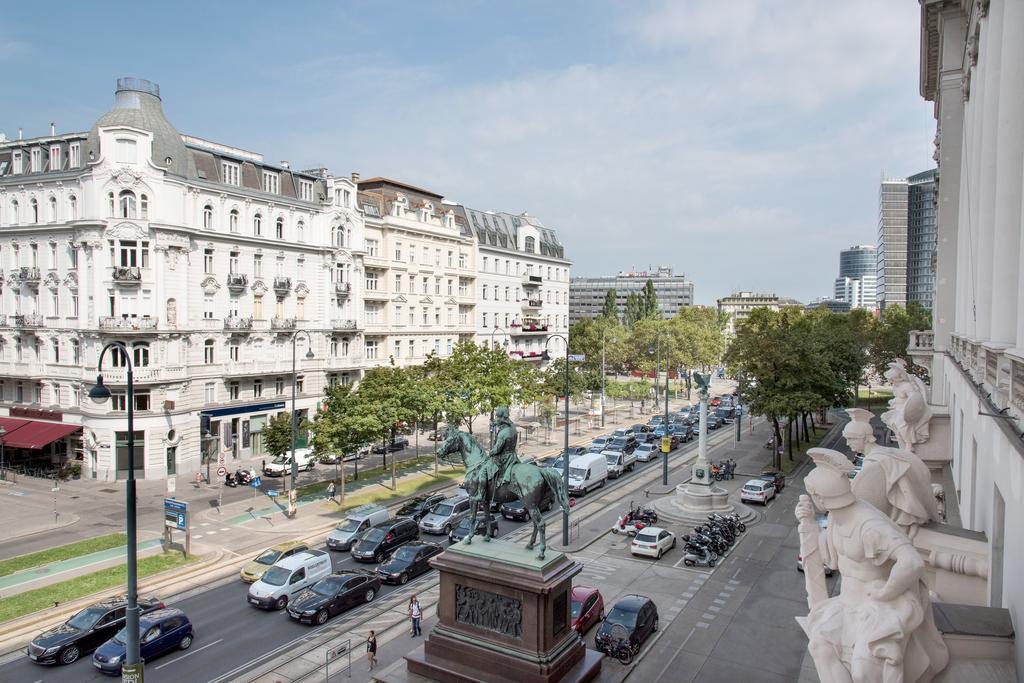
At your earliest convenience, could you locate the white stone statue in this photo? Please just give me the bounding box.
[843,408,938,536]
[796,448,948,683]
[881,360,931,452]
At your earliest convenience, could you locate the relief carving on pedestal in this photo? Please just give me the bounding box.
[455,584,523,639]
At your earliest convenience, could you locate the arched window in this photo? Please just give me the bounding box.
[109,344,129,368]
[253,213,262,236]
[203,204,214,229]
[108,192,115,216]
[133,342,150,367]
[524,236,535,252]
[48,196,57,222]
[275,218,284,240]
[140,194,149,219]
[30,198,39,223]
[10,199,18,224]
[296,220,304,242]
[70,338,80,364]
[118,190,137,218]
[229,209,239,233]
[204,339,215,364]
[68,195,77,220]
[331,225,343,247]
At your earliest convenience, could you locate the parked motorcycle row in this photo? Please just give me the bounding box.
[682,513,746,567]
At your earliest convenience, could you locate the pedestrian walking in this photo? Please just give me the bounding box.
[326,480,337,504]
[366,630,377,670]
[409,595,422,637]
[261,458,266,473]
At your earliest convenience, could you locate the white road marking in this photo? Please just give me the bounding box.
[155,638,224,669]
[206,530,217,535]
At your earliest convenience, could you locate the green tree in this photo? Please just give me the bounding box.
[624,292,643,328]
[601,288,618,321]
[869,302,932,378]
[262,412,302,459]
[642,279,659,319]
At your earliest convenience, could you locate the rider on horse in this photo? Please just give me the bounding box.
[482,406,519,491]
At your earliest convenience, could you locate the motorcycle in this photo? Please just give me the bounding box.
[611,502,659,534]
[681,535,718,567]
[224,473,238,487]
[234,469,253,486]
[709,512,746,533]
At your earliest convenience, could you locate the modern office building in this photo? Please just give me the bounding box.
[913,0,1024,676]
[877,177,910,310]
[0,78,367,480]
[907,169,937,313]
[456,206,569,360]
[833,244,878,310]
[717,291,804,335]
[806,298,852,314]
[569,267,694,324]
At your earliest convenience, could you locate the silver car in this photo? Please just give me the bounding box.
[418,496,472,535]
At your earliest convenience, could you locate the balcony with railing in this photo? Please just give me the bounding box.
[522,274,543,287]
[225,315,254,331]
[511,350,545,361]
[16,267,41,285]
[511,321,549,335]
[271,317,297,331]
[99,316,158,332]
[331,319,359,331]
[111,266,142,285]
[227,273,249,292]
[335,281,351,297]
[907,329,934,371]
[273,276,292,295]
[522,299,543,311]
[13,313,45,328]
[363,288,389,300]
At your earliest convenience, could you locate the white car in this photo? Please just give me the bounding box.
[740,479,776,505]
[630,527,676,559]
[796,513,835,576]
[634,443,658,462]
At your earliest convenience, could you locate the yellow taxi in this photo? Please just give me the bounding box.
[239,540,310,583]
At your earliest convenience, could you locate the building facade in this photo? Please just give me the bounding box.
[907,169,938,313]
[355,178,477,368]
[877,177,910,310]
[716,291,803,335]
[457,207,569,360]
[915,0,1024,674]
[833,244,878,310]
[569,267,694,325]
[0,78,368,481]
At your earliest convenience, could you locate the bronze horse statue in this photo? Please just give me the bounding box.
[438,426,569,559]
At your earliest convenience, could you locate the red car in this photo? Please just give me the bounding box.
[571,586,604,634]
[710,396,722,407]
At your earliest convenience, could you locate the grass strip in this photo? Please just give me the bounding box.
[0,533,128,578]
[296,453,460,497]
[0,552,198,624]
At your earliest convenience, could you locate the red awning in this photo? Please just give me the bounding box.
[1,421,81,449]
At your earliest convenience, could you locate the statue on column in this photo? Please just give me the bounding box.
[881,360,931,452]
[796,448,948,683]
[843,408,938,536]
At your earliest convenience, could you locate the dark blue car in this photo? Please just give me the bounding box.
[92,608,193,675]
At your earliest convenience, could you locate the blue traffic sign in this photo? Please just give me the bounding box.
[267,489,279,498]
[250,476,262,488]
[164,498,188,531]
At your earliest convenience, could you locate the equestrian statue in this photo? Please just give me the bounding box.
[438,406,570,560]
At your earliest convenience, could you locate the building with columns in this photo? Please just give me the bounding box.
[912,0,1024,675]
[0,78,367,480]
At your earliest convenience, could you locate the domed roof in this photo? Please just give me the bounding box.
[85,78,191,178]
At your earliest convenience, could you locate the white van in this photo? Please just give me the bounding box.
[263,447,315,477]
[247,550,333,610]
[326,504,390,551]
[567,452,608,495]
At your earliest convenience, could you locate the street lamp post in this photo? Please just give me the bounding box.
[662,333,670,486]
[543,334,570,547]
[88,342,142,682]
[654,338,661,410]
[0,425,6,481]
[290,330,315,493]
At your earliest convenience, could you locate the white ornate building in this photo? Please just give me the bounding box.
[0,78,367,480]
[455,206,570,359]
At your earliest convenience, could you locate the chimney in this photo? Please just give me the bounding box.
[351,171,360,183]
[50,122,55,136]
[280,161,290,169]
[18,128,23,140]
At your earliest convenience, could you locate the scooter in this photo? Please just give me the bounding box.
[681,536,718,567]
[612,513,647,535]
[235,469,253,486]
[224,473,238,487]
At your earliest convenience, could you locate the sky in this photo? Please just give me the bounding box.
[1,1,936,306]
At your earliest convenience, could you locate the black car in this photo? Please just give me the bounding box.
[499,495,554,521]
[630,424,652,434]
[448,516,500,543]
[287,571,381,625]
[759,471,786,492]
[606,437,636,455]
[351,518,420,563]
[377,542,444,585]
[670,424,694,441]
[564,446,588,458]
[27,596,165,665]
[706,416,723,430]
[396,493,447,522]
[372,436,409,454]
[594,595,659,659]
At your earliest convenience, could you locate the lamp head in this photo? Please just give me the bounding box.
[89,375,112,404]
[305,348,314,360]
[542,350,551,362]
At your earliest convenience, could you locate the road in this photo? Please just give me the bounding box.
[1,420,739,683]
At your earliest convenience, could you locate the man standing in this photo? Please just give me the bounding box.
[326,480,337,504]
[409,595,422,637]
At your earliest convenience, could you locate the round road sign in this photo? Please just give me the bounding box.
[568,497,577,508]
[217,466,228,477]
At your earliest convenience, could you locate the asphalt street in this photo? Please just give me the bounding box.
[1,418,733,683]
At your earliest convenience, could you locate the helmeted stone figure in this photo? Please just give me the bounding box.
[796,448,948,683]
[881,360,932,452]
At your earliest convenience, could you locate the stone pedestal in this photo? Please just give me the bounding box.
[911,409,951,486]
[652,481,757,526]
[401,540,602,683]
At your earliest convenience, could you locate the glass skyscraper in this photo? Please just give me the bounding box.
[907,169,937,313]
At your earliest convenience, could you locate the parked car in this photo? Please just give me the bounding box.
[377,542,444,585]
[92,608,193,675]
[571,586,605,634]
[26,596,165,665]
[418,495,472,535]
[740,479,777,505]
[448,516,500,543]
[426,430,445,441]
[630,527,676,559]
[500,494,553,521]
[240,540,310,583]
[634,443,658,463]
[395,493,448,522]
[372,436,409,454]
[287,571,381,625]
[588,435,612,453]
[247,550,333,610]
[351,518,420,563]
[326,504,390,551]
[263,448,315,476]
[537,455,565,470]
[759,471,786,493]
[710,396,722,407]
[594,595,659,660]
[796,513,835,576]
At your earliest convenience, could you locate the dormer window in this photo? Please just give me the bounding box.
[12,151,23,174]
[69,142,80,168]
[49,145,61,171]
[262,171,279,194]
[115,138,137,165]
[221,161,240,186]
[30,148,42,172]
[299,180,313,201]
[524,236,535,253]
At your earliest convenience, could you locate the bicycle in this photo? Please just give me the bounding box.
[608,625,634,665]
